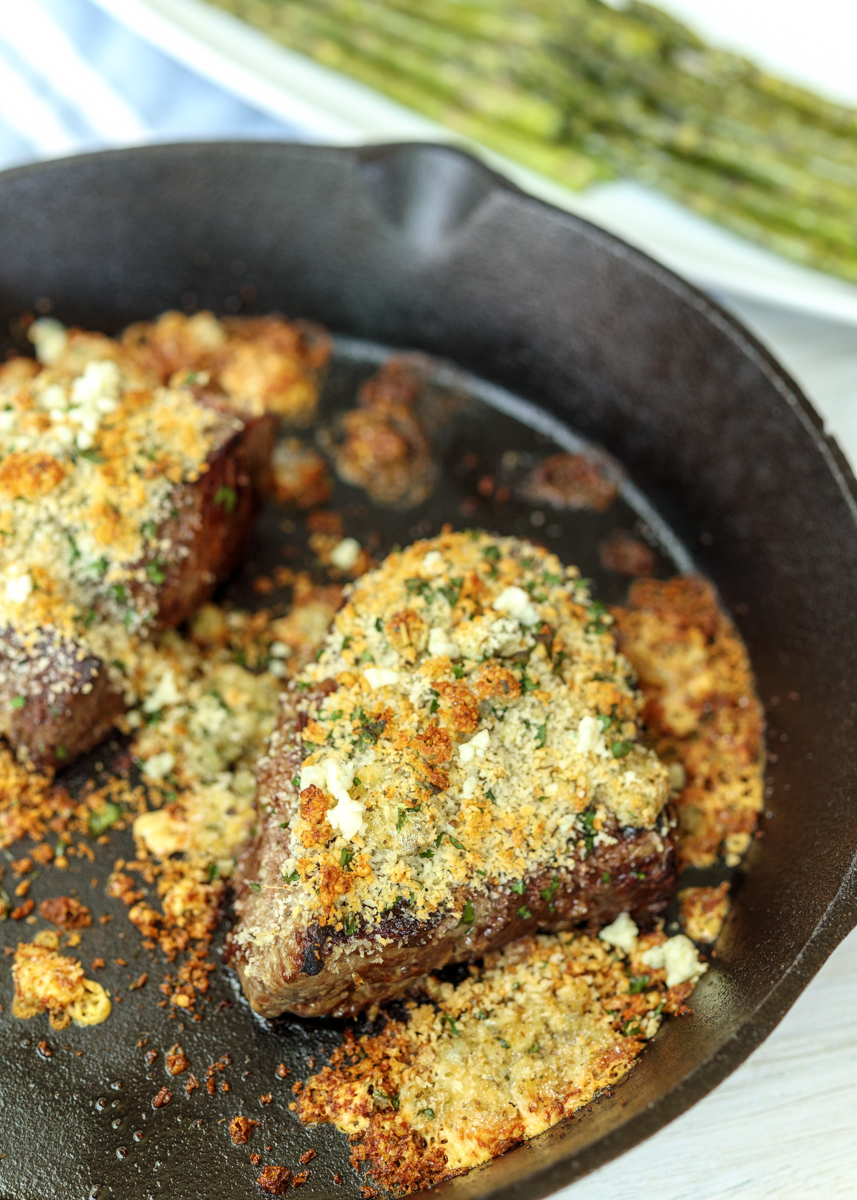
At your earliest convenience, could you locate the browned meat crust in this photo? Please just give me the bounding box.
[226,688,675,1019]
[0,628,126,769]
[149,407,276,630]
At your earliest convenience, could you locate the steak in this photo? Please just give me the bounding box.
[228,531,676,1018]
[0,311,327,769]
[228,687,675,1018]
[0,408,275,770]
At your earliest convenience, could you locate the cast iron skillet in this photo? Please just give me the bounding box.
[0,142,856,1200]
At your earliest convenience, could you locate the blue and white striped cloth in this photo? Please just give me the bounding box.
[0,0,310,171]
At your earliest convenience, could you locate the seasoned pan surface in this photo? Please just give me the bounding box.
[0,142,855,1200]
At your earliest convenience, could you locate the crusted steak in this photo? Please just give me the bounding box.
[229,531,676,1018]
[0,312,327,769]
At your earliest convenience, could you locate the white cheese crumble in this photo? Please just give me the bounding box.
[668,762,687,792]
[458,728,490,764]
[364,667,399,689]
[492,585,541,627]
[300,758,365,841]
[642,935,707,988]
[461,776,479,799]
[5,571,33,605]
[142,668,182,713]
[330,537,361,570]
[427,626,461,659]
[327,795,365,840]
[576,714,608,757]
[141,751,176,781]
[28,317,68,366]
[64,360,121,451]
[598,911,639,954]
[421,549,445,575]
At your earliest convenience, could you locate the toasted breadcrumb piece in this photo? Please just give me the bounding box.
[612,576,764,869]
[679,882,731,944]
[522,451,618,512]
[298,929,690,1193]
[272,438,332,508]
[12,930,111,1029]
[120,311,330,422]
[321,357,437,508]
[38,896,92,929]
[229,1115,258,1145]
[257,1165,291,1194]
[599,531,657,577]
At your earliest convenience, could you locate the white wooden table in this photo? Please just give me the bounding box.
[561,300,857,1200]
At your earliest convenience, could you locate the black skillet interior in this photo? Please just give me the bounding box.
[0,141,855,1200]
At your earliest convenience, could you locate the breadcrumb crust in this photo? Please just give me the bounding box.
[298,928,695,1191]
[611,576,765,868]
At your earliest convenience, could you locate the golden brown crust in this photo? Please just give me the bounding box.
[297,929,691,1193]
[679,882,731,943]
[612,576,765,868]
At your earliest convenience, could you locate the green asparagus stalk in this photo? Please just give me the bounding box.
[210,0,857,282]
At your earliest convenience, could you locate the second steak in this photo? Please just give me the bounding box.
[229,531,675,1018]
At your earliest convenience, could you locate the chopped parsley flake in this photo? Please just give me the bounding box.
[438,577,463,608]
[627,975,650,994]
[88,802,121,837]
[540,877,560,904]
[214,485,237,513]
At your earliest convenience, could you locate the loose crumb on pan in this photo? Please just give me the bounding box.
[320,357,437,508]
[272,438,332,509]
[599,530,657,577]
[521,451,619,512]
[298,928,703,1193]
[611,576,765,868]
[38,896,92,929]
[257,1165,292,1195]
[679,882,731,944]
[229,1115,259,1145]
[12,930,111,1029]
